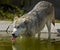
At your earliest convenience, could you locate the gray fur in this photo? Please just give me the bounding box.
[12,1,55,38]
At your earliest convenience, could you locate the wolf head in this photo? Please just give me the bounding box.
[12,16,27,39]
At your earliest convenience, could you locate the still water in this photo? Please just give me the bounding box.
[0,32,60,50]
[0,37,12,50]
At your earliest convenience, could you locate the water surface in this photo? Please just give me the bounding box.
[13,37,60,50]
[0,32,60,50]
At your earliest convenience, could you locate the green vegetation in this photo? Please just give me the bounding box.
[0,0,60,22]
[0,5,26,21]
[0,0,30,21]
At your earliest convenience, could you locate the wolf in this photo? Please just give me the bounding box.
[8,1,55,39]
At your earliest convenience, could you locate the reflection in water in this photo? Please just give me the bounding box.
[13,37,60,50]
[0,32,60,50]
[0,37,12,50]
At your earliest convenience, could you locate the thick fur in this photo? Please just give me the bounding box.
[12,1,55,38]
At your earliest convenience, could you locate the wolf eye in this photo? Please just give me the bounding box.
[15,26,20,28]
[17,26,20,28]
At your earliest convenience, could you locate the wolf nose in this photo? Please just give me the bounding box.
[12,34,17,38]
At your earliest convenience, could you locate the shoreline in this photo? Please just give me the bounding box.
[0,21,60,32]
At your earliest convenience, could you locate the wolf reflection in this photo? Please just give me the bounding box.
[7,1,55,40]
[12,37,55,50]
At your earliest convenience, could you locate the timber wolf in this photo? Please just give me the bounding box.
[8,1,55,39]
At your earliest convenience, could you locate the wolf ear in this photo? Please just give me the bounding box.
[24,20,28,25]
[14,16,19,23]
[14,16,19,20]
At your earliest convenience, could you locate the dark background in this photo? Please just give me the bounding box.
[19,0,60,19]
[0,0,60,19]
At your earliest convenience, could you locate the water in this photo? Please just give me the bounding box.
[0,37,12,50]
[12,37,60,50]
[0,32,60,50]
